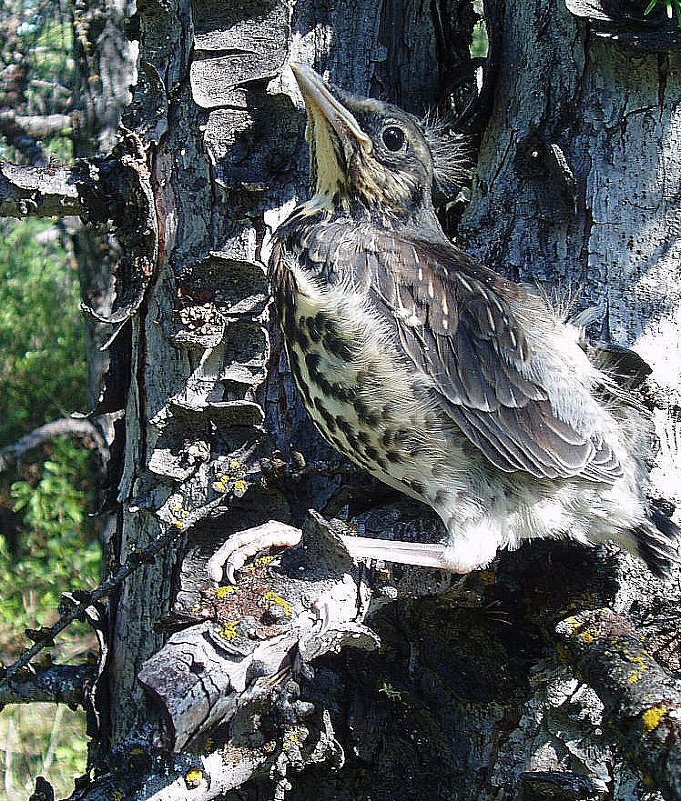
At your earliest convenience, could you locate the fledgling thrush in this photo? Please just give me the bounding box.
[231,65,680,578]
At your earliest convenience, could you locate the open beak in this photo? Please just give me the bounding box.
[290,64,372,154]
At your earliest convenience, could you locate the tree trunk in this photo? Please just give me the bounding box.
[461,0,681,510]
[70,0,137,408]
[103,0,479,754]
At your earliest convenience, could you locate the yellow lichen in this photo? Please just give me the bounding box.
[628,663,649,684]
[263,590,292,617]
[213,477,229,493]
[642,705,669,733]
[578,627,601,643]
[215,585,236,599]
[560,615,581,634]
[283,728,305,749]
[184,768,204,788]
[219,620,239,640]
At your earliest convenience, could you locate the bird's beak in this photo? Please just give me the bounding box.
[291,64,372,153]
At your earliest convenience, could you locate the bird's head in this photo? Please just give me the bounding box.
[291,64,468,219]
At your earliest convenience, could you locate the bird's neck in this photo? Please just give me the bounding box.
[283,191,445,240]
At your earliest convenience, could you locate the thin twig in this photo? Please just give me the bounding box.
[0,417,109,473]
[0,523,182,684]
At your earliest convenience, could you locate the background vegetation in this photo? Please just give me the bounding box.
[0,2,101,796]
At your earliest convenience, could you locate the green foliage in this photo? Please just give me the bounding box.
[0,215,97,794]
[0,218,87,444]
[470,0,488,59]
[644,0,681,26]
[0,3,94,795]
[0,703,89,801]
[0,437,100,654]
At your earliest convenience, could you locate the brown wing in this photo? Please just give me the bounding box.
[299,221,621,483]
[375,233,622,482]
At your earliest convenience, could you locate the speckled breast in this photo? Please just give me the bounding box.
[269,236,451,506]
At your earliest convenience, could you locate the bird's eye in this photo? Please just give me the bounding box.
[381,125,406,152]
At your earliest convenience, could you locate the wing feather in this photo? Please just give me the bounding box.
[371,232,622,483]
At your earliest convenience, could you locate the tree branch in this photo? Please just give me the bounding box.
[138,513,379,751]
[0,110,72,139]
[0,161,86,217]
[0,664,92,707]
[0,417,109,473]
[556,608,681,801]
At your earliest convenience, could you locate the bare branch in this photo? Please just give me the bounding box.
[556,608,681,801]
[63,744,270,801]
[0,523,185,683]
[0,110,72,139]
[0,161,86,217]
[0,417,109,473]
[0,664,92,707]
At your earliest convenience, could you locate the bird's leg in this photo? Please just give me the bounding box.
[338,535,456,570]
[207,522,498,583]
[207,521,303,584]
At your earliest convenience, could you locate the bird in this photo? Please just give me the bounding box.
[219,64,679,580]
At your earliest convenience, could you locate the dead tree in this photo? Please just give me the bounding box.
[1,1,680,799]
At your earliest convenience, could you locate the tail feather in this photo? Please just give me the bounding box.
[632,510,680,578]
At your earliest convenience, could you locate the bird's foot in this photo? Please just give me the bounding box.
[207,521,303,584]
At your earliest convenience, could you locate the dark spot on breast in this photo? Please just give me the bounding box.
[317,405,337,433]
[307,316,323,342]
[323,327,355,361]
[354,398,381,427]
[336,416,353,436]
[305,352,322,378]
[382,429,395,447]
[434,489,448,504]
[365,445,379,461]
[386,450,403,464]
[319,376,357,403]
[336,384,358,402]
[296,327,310,351]
[357,431,371,445]
[410,480,425,495]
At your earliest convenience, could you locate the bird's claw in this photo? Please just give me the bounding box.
[207,521,303,584]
